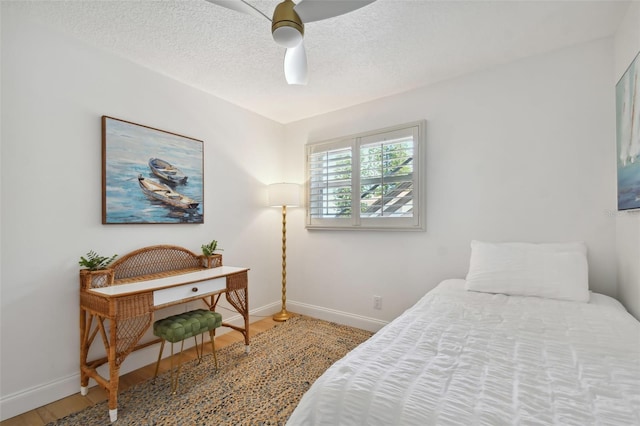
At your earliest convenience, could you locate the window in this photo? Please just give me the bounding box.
[306,121,426,230]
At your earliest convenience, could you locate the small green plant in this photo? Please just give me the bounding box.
[201,240,223,256]
[79,250,118,271]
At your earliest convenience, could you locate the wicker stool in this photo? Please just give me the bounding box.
[153,309,222,393]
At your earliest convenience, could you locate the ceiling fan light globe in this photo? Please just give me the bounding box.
[284,43,308,85]
[272,26,303,48]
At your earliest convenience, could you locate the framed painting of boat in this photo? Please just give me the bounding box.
[616,50,640,211]
[102,116,204,224]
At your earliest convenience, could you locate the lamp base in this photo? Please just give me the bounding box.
[273,309,292,322]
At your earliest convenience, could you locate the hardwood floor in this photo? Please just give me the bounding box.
[1,316,280,426]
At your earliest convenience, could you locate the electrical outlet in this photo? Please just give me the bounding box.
[373,295,382,310]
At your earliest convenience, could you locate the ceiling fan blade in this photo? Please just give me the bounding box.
[204,0,271,21]
[284,43,308,85]
[293,0,376,23]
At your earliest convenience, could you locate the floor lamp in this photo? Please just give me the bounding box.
[268,183,300,322]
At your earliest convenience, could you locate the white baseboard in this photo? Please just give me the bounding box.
[0,373,81,422]
[287,300,388,333]
[0,301,383,421]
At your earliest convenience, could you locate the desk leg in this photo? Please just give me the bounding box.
[210,278,250,353]
[225,287,250,352]
[108,320,120,422]
[105,311,152,422]
[79,290,153,422]
[78,312,121,422]
[243,287,250,354]
[79,308,89,395]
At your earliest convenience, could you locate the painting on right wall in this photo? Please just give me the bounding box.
[616,50,640,211]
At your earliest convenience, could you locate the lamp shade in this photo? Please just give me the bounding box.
[268,183,300,207]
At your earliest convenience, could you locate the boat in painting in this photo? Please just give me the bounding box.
[148,158,188,184]
[137,175,199,210]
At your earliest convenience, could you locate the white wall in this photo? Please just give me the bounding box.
[0,6,286,420]
[284,39,618,326]
[613,2,640,320]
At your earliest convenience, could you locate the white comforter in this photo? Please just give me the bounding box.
[287,280,640,425]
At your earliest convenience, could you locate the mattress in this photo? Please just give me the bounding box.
[286,279,640,425]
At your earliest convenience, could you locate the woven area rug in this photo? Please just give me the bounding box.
[48,316,372,426]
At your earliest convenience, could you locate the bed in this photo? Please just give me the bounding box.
[286,241,640,425]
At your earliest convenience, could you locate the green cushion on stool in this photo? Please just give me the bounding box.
[154,309,222,343]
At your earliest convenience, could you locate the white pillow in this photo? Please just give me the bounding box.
[465,240,589,302]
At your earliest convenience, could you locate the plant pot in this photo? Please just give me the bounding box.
[79,269,115,290]
[201,254,223,269]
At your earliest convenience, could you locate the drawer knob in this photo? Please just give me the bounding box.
[192,287,198,292]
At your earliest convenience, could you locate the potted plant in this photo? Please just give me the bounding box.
[78,250,118,289]
[201,240,223,268]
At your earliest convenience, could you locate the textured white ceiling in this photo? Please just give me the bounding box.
[8,0,630,123]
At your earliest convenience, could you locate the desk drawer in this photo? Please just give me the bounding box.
[153,277,226,307]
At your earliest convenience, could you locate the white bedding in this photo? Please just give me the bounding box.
[286,280,640,425]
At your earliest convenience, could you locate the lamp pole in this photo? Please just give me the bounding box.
[273,204,290,321]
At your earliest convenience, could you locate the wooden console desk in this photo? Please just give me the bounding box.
[79,245,249,423]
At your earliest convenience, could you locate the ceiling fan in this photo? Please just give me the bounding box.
[205,0,376,85]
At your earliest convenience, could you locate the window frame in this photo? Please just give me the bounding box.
[305,120,426,231]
